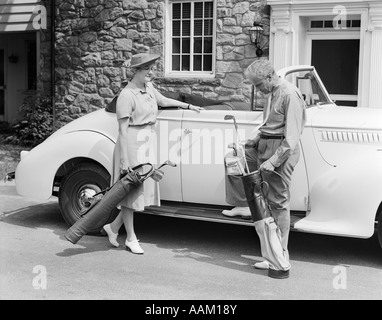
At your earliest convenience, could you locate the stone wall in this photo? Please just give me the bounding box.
[54,0,270,128]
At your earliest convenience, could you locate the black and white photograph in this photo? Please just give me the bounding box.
[0,0,381,304]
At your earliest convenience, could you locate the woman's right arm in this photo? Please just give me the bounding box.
[116,91,134,174]
[118,117,130,173]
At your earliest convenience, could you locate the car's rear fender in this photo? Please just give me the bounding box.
[295,153,382,238]
[16,131,115,200]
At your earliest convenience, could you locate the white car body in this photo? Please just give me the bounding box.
[15,66,382,245]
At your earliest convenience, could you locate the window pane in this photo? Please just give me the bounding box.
[204,19,213,35]
[173,3,181,19]
[182,55,190,71]
[352,20,361,28]
[183,3,190,19]
[311,21,323,28]
[194,55,202,71]
[194,20,202,36]
[182,20,190,36]
[172,55,180,71]
[204,37,212,53]
[173,20,180,36]
[204,2,213,18]
[182,38,190,53]
[194,37,202,53]
[172,38,180,53]
[203,55,212,71]
[324,20,332,28]
[195,2,203,18]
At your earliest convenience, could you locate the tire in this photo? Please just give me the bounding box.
[58,163,119,235]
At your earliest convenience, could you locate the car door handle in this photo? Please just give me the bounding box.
[184,128,192,134]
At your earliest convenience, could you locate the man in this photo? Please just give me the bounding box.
[222,60,306,270]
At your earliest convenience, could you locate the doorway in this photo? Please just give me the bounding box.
[305,31,360,107]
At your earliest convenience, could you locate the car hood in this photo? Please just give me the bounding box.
[311,105,382,130]
[48,109,118,142]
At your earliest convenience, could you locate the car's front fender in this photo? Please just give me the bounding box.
[15,131,115,200]
[295,153,382,238]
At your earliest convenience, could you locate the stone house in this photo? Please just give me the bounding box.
[1,0,381,128]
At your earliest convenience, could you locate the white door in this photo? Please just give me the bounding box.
[156,109,184,201]
[180,109,262,205]
[180,108,310,211]
[305,31,360,107]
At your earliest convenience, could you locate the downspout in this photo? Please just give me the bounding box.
[51,0,56,132]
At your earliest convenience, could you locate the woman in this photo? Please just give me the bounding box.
[102,53,203,254]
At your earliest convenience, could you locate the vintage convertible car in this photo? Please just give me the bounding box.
[14,65,382,248]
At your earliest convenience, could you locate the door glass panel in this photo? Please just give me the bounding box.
[311,39,359,106]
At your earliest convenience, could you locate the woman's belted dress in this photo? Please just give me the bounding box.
[112,82,160,211]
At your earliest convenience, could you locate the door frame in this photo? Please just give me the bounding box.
[0,46,6,122]
[304,30,361,106]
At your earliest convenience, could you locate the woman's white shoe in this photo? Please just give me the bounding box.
[125,239,144,254]
[102,224,119,247]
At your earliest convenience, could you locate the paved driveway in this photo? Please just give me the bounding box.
[1,181,382,301]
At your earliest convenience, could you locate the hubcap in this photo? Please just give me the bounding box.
[78,184,102,211]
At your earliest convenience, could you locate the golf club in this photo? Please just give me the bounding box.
[224,114,250,174]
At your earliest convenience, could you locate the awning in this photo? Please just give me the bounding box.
[0,0,43,32]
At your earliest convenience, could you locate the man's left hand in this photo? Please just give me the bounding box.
[260,160,275,172]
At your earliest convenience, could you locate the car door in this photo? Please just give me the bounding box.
[156,109,183,201]
[180,107,309,211]
[180,109,262,205]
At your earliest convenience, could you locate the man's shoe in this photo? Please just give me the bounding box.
[268,268,290,279]
[254,260,270,270]
[222,207,251,218]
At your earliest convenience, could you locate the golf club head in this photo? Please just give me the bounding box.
[158,160,177,169]
[224,114,238,132]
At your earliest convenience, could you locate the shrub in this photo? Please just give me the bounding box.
[5,92,53,147]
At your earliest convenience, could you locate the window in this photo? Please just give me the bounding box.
[169,1,214,75]
[309,19,361,30]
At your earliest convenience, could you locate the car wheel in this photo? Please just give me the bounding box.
[58,163,120,235]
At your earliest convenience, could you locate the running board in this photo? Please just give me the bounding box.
[141,201,306,229]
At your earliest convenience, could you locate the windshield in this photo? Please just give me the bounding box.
[285,70,332,108]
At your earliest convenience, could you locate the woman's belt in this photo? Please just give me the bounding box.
[130,122,156,127]
[259,133,284,140]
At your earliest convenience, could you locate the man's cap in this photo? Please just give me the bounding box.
[129,53,160,68]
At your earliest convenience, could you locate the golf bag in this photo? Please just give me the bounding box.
[64,163,161,244]
[241,170,291,277]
